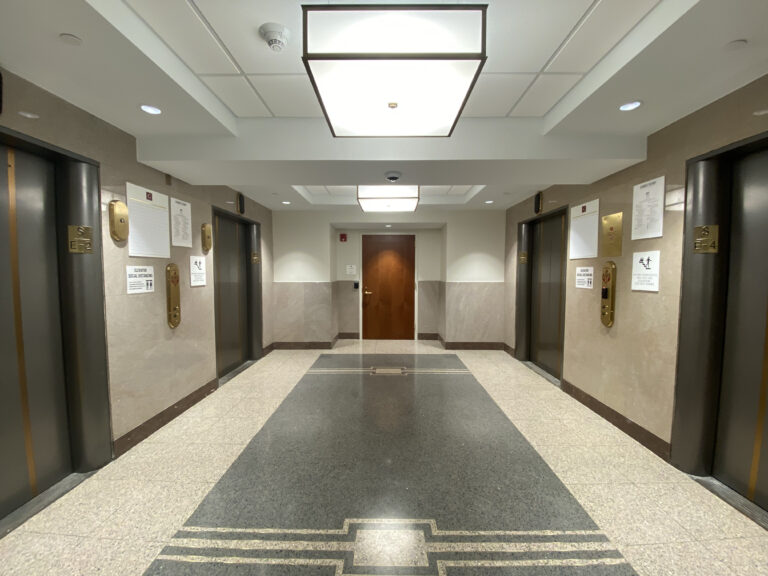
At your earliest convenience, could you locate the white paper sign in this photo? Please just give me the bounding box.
[171,198,192,248]
[345,264,357,275]
[126,266,155,294]
[127,183,170,258]
[575,267,594,289]
[190,256,206,287]
[569,199,599,260]
[632,250,660,292]
[632,177,665,240]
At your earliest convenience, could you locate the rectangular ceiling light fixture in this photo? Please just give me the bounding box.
[358,185,419,212]
[303,4,487,137]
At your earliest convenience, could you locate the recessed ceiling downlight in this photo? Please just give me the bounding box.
[619,101,642,112]
[282,201,291,205]
[140,105,162,115]
[753,109,768,117]
[484,200,494,204]
[18,111,40,119]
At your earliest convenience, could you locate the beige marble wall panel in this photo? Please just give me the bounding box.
[504,74,768,443]
[273,283,304,342]
[446,283,504,342]
[304,282,333,341]
[438,281,447,340]
[336,281,360,334]
[0,69,274,439]
[417,281,440,334]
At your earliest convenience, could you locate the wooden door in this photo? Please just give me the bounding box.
[362,235,415,340]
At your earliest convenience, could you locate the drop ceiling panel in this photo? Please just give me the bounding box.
[510,74,582,117]
[484,0,593,72]
[305,186,327,195]
[463,74,535,117]
[547,0,661,73]
[200,75,271,117]
[449,185,472,195]
[125,0,238,74]
[421,186,451,196]
[194,0,306,74]
[247,75,323,117]
[326,186,355,196]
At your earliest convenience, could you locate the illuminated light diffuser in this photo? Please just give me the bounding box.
[357,185,419,212]
[303,4,487,137]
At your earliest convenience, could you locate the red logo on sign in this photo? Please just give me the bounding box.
[146,192,153,201]
[581,205,586,213]
[340,233,347,242]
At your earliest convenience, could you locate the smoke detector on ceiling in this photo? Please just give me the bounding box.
[259,23,290,53]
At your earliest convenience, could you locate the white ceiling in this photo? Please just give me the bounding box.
[1,0,767,211]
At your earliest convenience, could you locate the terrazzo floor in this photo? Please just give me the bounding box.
[0,340,765,575]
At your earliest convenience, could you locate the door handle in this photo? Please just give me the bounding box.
[364,289,373,295]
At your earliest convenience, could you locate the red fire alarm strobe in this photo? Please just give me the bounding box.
[339,233,347,242]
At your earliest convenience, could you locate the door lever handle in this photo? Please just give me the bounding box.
[364,290,373,295]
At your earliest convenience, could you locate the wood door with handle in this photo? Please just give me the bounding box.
[362,235,415,340]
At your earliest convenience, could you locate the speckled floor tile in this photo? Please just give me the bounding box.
[618,541,735,576]
[0,531,165,576]
[703,536,768,575]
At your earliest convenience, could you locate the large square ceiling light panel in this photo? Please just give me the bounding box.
[303,4,487,137]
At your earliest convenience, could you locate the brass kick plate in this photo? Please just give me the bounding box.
[67,225,93,254]
[108,200,129,242]
[601,212,623,258]
[693,225,719,254]
[166,263,181,329]
[201,223,213,253]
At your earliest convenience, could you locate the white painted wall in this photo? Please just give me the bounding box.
[274,208,505,283]
[273,211,332,282]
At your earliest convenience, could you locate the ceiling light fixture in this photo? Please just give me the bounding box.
[59,33,83,46]
[358,185,419,212]
[385,224,392,228]
[753,109,768,117]
[140,104,162,115]
[303,4,487,137]
[619,100,642,112]
[282,201,291,205]
[17,111,40,119]
[484,200,494,204]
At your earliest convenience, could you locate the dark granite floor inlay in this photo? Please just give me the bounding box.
[144,354,636,575]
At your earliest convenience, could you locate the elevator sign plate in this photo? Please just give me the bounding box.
[693,225,719,254]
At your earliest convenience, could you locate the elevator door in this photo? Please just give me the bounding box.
[1,146,71,518]
[713,149,768,509]
[530,212,566,379]
[214,213,262,378]
[362,235,415,340]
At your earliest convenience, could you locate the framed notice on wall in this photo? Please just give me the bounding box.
[127,183,170,258]
[631,177,665,240]
[569,199,599,260]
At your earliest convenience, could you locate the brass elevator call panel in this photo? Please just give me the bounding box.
[166,263,181,329]
[601,261,616,327]
[108,200,129,242]
[201,223,213,253]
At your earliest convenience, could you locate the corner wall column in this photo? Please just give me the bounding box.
[514,221,533,361]
[56,159,112,471]
[671,158,731,475]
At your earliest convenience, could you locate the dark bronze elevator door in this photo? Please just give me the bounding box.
[362,235,415,340]
[713,149,768,509]
[0,146,71,518]
[530,212,566,379]
[214,214,249,377]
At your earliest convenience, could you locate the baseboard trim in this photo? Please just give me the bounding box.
[560,379,671,461]
[113,377,219,457]
[263,343,275,355]
[272,342,334,350]
[443,342,505,350]
[504,344,515,357]
[418,333,440,340]
[337,332,360,340]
